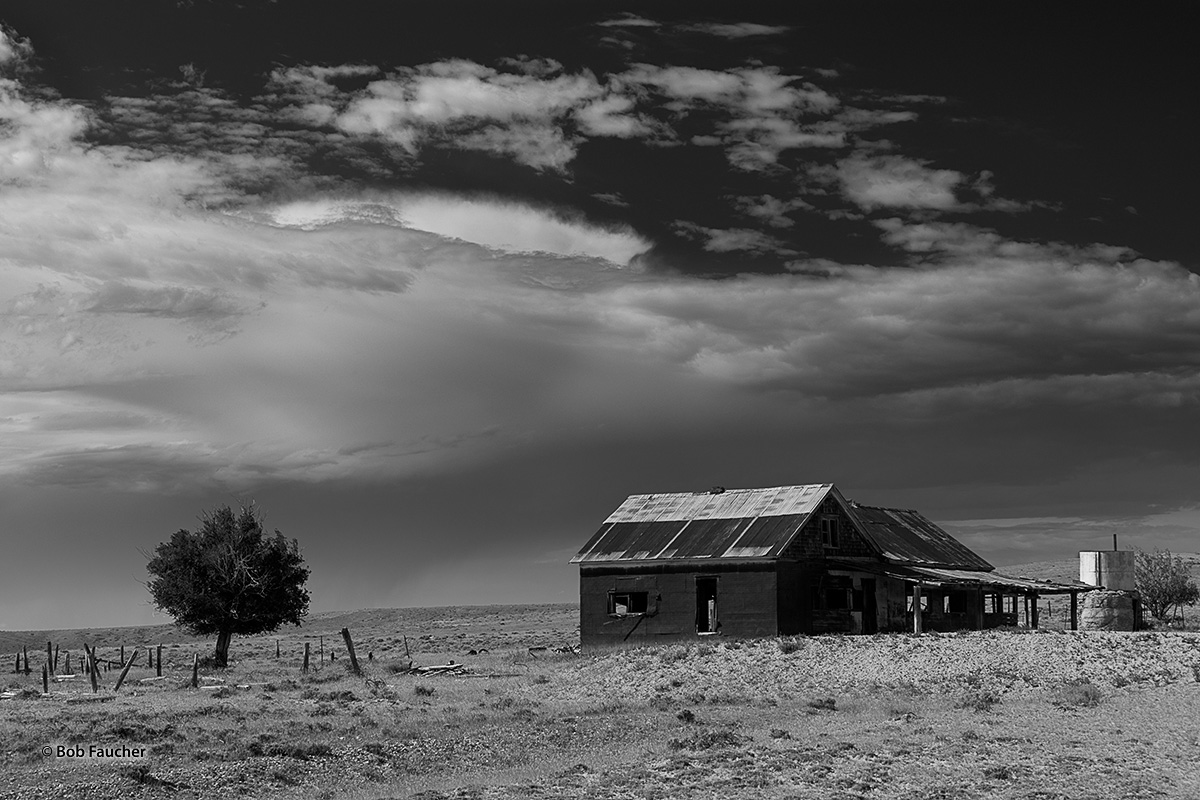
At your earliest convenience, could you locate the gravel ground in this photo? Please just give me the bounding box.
[557,630,1200,704]
[3,630,1199,800]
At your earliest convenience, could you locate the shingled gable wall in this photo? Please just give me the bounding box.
[778,494,876,561]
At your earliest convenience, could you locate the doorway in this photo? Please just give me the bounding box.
[696,577,719,633]
[860,579,877,634]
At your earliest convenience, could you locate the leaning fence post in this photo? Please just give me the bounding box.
[340,628,361,675]
[53,645,59,674]
[191,653,199,688]
[84,645,99,693]
[156,645,163,678]
[303,642,310,674]
[113,650,139,692]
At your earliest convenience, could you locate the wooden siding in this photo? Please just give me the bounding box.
[579,563,778,648]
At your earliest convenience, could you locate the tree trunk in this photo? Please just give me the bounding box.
[215,629,233,668]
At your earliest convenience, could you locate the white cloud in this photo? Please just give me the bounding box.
[326,61,612,170]
[623,65,843,169]
[597,14,660,27]
[836,155,964,210]
[0,78,89,182]
[674,221,797,255]
[261,194,650,266]
[0,27,33,66]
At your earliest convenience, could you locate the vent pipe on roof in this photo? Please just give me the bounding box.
[709,486,725,494]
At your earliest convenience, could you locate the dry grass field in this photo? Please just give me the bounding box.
[3,604,1200,800]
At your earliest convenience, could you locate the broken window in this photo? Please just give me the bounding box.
[825,586,851,609]
[608,591,648,616]
[814,575,851,610]
[820,516,840,548]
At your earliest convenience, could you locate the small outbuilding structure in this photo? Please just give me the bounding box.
[571,483,1087,648]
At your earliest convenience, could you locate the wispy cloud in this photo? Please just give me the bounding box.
[683,22,792,38]
[258,194,650,266]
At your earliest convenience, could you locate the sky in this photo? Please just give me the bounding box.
[1,1,1198,630]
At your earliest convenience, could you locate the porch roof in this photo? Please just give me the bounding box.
[827,560,1090,594]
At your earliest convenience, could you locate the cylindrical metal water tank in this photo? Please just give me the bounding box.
[1079,550,1137,591]
[1079,590,1136,631]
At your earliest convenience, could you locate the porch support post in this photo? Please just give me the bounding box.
[1031,592,1040,629]
[1069,591,1078,631]
[912,584,923,634]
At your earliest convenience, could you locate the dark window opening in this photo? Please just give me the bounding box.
[825,587,851,610]
[696,577,718,633]
[813,575,851,610]
[608,591,648,616]
[820,517,840,548]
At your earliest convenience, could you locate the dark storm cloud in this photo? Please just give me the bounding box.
[3,6,1200,628]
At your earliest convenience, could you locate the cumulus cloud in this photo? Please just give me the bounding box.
[0,79,88,183]
[834,155,965,210]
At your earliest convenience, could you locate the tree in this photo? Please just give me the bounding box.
[1135,548,1199,623]
[146,503,310,667]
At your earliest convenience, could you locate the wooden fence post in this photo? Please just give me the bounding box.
[84,645,99,693]
[156,645,163,677]
[275,639,280,659]
[42,664,49,695]
[341,628,361,675]
[319,636,324,665]
[47,642,53,677]
[191,653,199,688]
[13,651,19,674]
[22,646,30,675]
[113,650,139,692]
[53,645,59,674]
[303,642,310,674]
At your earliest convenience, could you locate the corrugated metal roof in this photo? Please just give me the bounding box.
[915,567,1090,593]
[826,561,1089,593]
[571,484,832,563]
[848,505,993,571]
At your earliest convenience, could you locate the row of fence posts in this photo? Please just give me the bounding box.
[12,642,168,694]
[11,628,372,695]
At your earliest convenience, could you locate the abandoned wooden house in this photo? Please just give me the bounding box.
[571,483,1086,648]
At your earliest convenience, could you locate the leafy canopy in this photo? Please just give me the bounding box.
[147,504,310,637]
[1135,548,1199,622]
